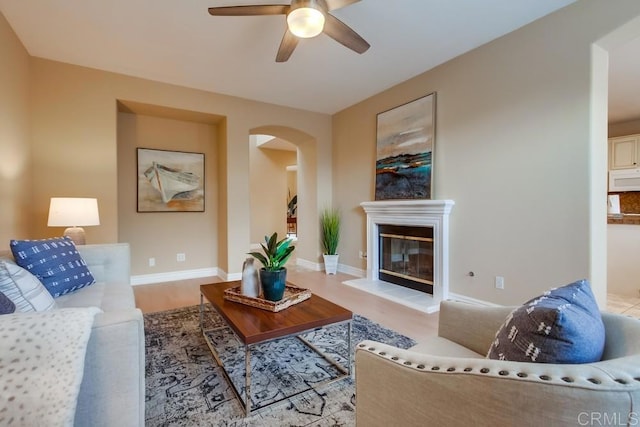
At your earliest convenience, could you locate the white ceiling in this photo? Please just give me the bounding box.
[0,0,581,114]
[0,0,575,114]
[5,0,635,120]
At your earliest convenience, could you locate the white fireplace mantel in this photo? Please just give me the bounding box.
[360,199,455,312]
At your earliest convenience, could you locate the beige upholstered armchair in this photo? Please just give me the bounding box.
[355,300,640,427]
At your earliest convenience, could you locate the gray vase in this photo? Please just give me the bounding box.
[241,258,260,298]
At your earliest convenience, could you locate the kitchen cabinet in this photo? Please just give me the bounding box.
[609,134,640,170]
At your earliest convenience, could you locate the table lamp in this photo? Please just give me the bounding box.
[47,197,100,245]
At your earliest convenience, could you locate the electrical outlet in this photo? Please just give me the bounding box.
[149,257,155,267]
[177,253,186,262]
[495,276,505,290]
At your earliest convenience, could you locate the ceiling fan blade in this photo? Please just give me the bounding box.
[323,13,370,54]
[208,5,289,16]
[323,0,360,12]
[276,29,299,62]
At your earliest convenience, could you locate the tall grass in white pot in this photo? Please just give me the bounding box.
[320,208,341,275]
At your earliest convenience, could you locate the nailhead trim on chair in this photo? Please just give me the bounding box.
[357,344,640,389]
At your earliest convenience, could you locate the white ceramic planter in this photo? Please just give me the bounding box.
[323,254,339,275]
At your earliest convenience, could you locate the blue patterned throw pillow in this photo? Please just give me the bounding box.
[486,279,605,364]
[10,237,95,298]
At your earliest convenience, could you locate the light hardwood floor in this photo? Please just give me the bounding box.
[606,293,640,318]
[134,268,637,344]
[133,269,440,343]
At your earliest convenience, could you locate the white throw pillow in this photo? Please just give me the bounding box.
[0,259,57,312]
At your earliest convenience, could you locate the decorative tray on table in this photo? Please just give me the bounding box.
[223,284,311,312]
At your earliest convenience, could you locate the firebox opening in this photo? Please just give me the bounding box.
[378,224,434,295]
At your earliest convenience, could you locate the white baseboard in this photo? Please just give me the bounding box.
[131,267,218,286]
[296,258,365,278]
[296,258,321,271]
[338,264,365,277]
[217,269,242,282]
[447,292,500,307]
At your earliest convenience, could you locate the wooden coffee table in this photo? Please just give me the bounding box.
[199,281,353,416]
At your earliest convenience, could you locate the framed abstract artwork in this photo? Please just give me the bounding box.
[375,92,436,200]
[137,148,205,212]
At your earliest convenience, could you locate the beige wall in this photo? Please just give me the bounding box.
[7,1,640,300]
[332,0,640,306]
[0,13,31,243]
[25,57,331,276]
[117,112,219,275]
[249,137,296,244]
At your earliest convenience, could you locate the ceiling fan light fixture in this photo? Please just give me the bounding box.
[287,5,325,38]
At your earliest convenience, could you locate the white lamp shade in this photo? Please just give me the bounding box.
[287,6,325,38]
[47,198,100,227]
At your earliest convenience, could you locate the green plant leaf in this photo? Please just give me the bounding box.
[320,208,341,255]
[267,233,278,254]
[247,252,268,268]
[248,232,295,272]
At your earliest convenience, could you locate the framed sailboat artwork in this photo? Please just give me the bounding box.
[137,148,205,212]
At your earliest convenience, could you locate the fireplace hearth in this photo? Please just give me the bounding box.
[344,199,454,314]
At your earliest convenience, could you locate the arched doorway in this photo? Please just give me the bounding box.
[249,134,298,243]
[249,125,320,269]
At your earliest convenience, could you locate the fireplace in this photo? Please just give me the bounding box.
[349,199,454,313]
[378,224,434,294]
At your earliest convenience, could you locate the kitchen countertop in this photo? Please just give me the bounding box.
[608,213,640,225]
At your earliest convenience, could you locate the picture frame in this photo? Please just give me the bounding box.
[375,92,436,200]
[137,148,205,212]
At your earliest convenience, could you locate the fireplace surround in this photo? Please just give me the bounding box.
[348,199,454,313]
[378,224,434,294]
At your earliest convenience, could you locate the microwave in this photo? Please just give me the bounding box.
[609,168,640,192]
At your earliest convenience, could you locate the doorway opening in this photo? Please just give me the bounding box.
[249,134,298,244]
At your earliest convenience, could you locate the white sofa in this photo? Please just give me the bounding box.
[355,300,640,427]
[1,243,145,427]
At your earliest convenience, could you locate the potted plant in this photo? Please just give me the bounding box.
[320,208,341,275]
[248,232,295,301]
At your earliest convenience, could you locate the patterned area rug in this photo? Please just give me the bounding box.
[144,304,415,426]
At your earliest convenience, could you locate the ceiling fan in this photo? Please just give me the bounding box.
[208,0,370,62]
